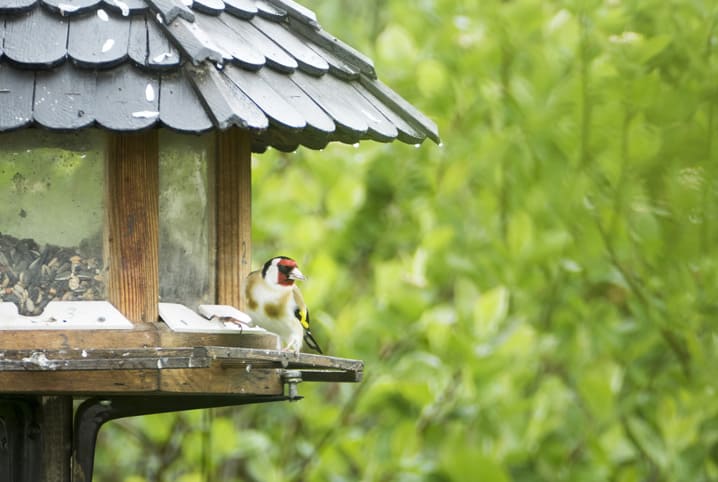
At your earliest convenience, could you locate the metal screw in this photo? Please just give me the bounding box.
[281,370,303,401]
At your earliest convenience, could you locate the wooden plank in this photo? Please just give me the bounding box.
[353,81,425,144]
[222,0,256,19]
[67,9,130,68]
[34,63,97,130]
[186,64,268,130]
[159,329,279,350]
[102,0,148,16]
[251,15,328,76]
[257,67,334,136]
[106,131,160,323]
[3,7,68,68]
[328,76,398,143]
[0,348,209,371]
[289,21,376,78]
[0,324,160,350]
[291,69,368,140]
[0,64,34,130]
[146,0,193,23]
[265,0,317,28]
[224,64,305,131]
[254,0,285,21]
[192,0,223,15]
[0,370,159,393]
[96,64,160,130]
[146,14,180,68]
[220,13,297,73]
[128,13,148,65]
[42,0,100,15]
[208,346,364,372]
[214,128,252,310]
[360,76,441,144]
[306,42,360,80]
[160,365,282,395]
[194,11,265,70]
[159,71,214,132]
[162,16,224,65]
[0,0,35,12]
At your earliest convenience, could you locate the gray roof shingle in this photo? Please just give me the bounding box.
[0,0,439,151]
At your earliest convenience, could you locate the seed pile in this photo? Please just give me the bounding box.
[0,233,105,316]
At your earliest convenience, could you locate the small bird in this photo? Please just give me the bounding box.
[244,256,323,354]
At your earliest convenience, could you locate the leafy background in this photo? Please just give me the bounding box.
[95,0,718,481]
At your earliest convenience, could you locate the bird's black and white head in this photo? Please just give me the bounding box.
[262,256,305,287]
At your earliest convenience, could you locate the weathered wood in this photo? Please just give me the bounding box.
[192,0,223,15]
[0,370,158,393]
[208,346,364,372]
[146,0,194,23]
[106,131,160,323]
[257,67,335,136]
[39,396,72,482]
[220,13,297,73]
[360,76,441,144]
[224,64,306,130]
[0,0,35,12]
[160,366,282,394]
[291,69,368,140]
[67,9,130,67]
[187,64,269,130]
[162,16,224,65]
[194,11,265,70]
[215,128,252,310]
[252,15,328,76]
[0,324,276,350]
[42,0,100,16]
[222,0,256,19]
[2,8,68,68]
[34,63,96,130]
[159,71,214,132]
[146,14,181,68]
[96,64,160,130]
[0,64,34,130]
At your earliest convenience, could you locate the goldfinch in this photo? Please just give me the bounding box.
[244,256,323,354]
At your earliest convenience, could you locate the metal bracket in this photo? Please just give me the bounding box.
[72,394,289,482]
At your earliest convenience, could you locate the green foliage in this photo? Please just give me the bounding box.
[96,0,718,481]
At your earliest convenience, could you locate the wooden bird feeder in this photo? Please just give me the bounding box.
[0,0,439,480]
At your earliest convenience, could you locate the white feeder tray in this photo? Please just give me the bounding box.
[159,303,265,334]
[0,301,134,330]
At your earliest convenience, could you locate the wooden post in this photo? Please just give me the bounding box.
[105,131,160,323]
[215,128,252,309]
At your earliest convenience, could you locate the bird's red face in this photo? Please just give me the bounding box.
[275,257,305,286]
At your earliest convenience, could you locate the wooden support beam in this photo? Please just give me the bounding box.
[105,131,160,323]
[215,128,252,309]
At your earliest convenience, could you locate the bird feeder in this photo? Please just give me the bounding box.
[0,0,439,480]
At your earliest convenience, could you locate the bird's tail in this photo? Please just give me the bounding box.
[304,329,323,354]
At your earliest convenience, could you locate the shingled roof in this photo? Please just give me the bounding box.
[0,0,439,151]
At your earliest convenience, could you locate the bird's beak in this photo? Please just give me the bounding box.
[289,267,306,281]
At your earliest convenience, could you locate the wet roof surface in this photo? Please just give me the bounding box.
[0,0,439,151]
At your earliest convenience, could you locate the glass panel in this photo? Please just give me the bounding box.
[0,129,105,315]
[159,131,214,308]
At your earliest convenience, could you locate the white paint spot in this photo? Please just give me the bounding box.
[145,84,155,102]
[97,8,109,21]
[102,38,115,53]
[132,111,160,119]
[152,52,174,63]
[58,3,79,15]
[113,0,130,16]
[81,349,88,358]
[156,12,164,24]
